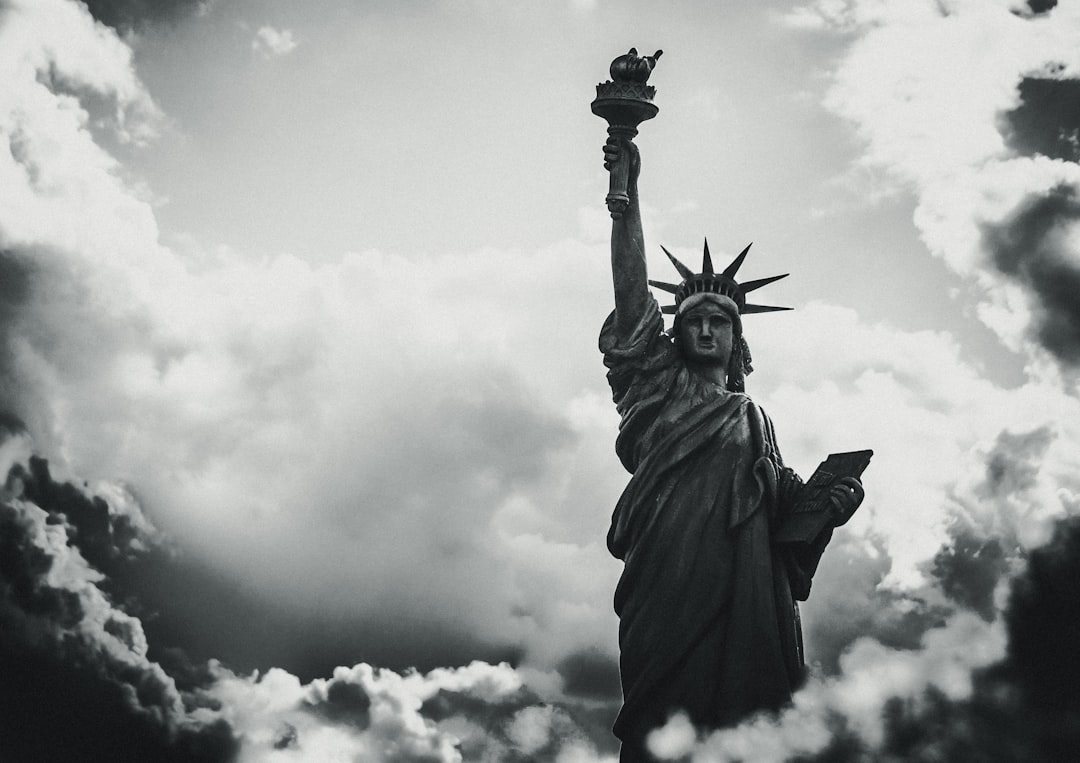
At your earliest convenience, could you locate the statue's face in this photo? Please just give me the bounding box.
[678,303,734,369]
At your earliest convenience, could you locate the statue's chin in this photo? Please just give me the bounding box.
[682,349,730,367]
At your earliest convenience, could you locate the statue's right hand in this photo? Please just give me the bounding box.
[603,136,640,183]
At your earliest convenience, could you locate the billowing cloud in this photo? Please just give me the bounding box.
[630,2,1080,755]
[0,0,623,683]
[644,513,1080,762]
[0,441,238,762]
[982,185,1080,363]
[4,0,1080,759]
[210,658,618,761]
[0,441,621,761]
[1004,76,1080,162]
[788,0,1080,368]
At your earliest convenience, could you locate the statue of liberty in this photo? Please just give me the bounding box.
[595,56,865,761]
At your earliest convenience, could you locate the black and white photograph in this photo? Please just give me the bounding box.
[1,1,1079,760]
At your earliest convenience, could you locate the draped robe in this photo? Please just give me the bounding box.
[601,300,829,760]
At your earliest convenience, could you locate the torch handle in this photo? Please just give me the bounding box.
[605,125,638,219]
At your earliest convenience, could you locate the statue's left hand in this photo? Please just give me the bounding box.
[829,477,864,527]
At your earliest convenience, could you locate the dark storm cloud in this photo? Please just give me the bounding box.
[0,643,237,763]
[803,537,950,674]
[0,504,238,761]
[0,249,33,419]
[981,185,1080,365]
[899,514,1080,759]
[0,250,31,323]
[1023,0,1058,16]
[929,531,1008,620]
[1003,77,1080,162]
[81,0,206,31]
[416,681,620,761]
[0,410,27,437]
[124,546,527,681]
[796,515,1080,762]
[981,427,1053,499]
[420,684,532,724]
[557,647,622,700]
[0,446,622,760]
[1005,514,1080,714]
[926,428,1051,620]
[303,676,372,729]
[0,452,239,762]
[14,455,145,573]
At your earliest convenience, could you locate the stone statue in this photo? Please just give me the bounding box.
[593,52,865,762]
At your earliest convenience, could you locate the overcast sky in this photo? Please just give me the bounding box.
[2,0,1080,761]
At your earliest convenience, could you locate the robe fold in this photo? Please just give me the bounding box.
[600,300,825,759]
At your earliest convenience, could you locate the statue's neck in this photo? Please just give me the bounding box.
[686,362,727,387]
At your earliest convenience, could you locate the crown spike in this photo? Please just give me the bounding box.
[648,279,680,294]
[742,304,792,314]
[741,273,789,293]
[660,245,695,279]
[701,238,714,275]
[721,242,752,279]
[660,305,678,314]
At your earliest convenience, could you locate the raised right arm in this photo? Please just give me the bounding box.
[604,137,651,338]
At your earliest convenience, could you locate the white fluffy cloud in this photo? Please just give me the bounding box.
[252,26,298,58]
[647,612,1006,762]
[0,0,623,681]
[205,657,619,762]
[792,0,1080,364]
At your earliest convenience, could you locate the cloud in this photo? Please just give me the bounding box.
[791,0,1080,369]
[646,612,1007,762]
[981,185,1080,364]
[643,514,1080,762]
[205,659,618,762]
[252,26,299,58]
[1023,0,1058,17]
[0,0,625,683]
[627,2,1080,741]
[4,2,1080,759]
[0,441,621,762]
[1005,515,1080,717]
[0,448,239,762]
[556,648,622,701]
[805,515,1080,762]
[1004,76,1080,162]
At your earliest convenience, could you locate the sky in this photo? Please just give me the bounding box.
[1,0,1080,760]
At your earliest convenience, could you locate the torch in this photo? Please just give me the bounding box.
[591,48,662,219]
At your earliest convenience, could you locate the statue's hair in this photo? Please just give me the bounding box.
[670,311,754,393]
[727,334,753,393]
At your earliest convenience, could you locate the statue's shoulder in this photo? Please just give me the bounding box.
[738,394,771,422]
[599,299,670,365]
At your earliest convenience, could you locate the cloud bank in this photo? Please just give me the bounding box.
[0,0,624,683]
[0,440,622,761]
[2,0,1080,759]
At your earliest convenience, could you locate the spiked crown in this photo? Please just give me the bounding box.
[649,240,791,315]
